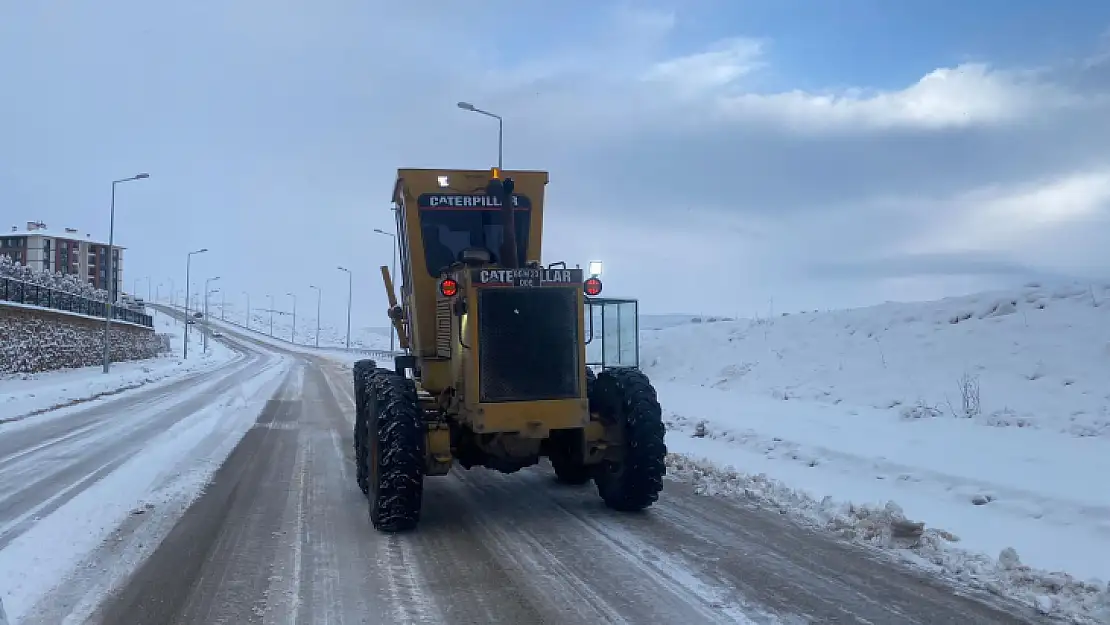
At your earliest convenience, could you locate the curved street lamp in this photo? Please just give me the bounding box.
[337,266,352,349]
[102,172,150,373]
[183,247,208,359]
[457,101,503,170]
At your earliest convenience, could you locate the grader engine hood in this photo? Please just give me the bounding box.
[466,267,585,403]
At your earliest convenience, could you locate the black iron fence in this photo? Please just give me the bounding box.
[0,276,154,328]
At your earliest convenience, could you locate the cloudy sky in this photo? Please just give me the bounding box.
[2,1,1109,330]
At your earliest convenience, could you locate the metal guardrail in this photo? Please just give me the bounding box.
[0,276,154,328]
[218,318,404,360]
[158,304,402,360]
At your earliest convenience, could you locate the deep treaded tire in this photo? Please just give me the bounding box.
[551,454,592,485]
[352,359,376,495]
[363,367,425,532]
[591,367,667,511]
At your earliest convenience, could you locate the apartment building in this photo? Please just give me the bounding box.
[0,221,125,299]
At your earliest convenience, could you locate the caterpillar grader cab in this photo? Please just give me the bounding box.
[352,166,667,532]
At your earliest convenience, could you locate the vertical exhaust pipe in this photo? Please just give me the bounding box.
[487,174,519,269]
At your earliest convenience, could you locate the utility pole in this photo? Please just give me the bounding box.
[287,292,297,343]
[101,172,149,374]
[373,228,399,352]
[203,277,220,353]
[243,291,250,330]
[183,248,207,358]
[338,266,352,349]
[457,101,503,170]
[310,285,321,348]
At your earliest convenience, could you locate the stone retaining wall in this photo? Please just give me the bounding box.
[0,302,170,374]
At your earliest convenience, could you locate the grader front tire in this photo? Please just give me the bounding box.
[362,368,425,532]
[352,359,376,496]
[592,368,667,512]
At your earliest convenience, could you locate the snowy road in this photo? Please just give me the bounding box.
[0,340,258,552]
[11,325,1046,624]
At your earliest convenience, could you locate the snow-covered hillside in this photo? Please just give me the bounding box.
[647,282,1110,623]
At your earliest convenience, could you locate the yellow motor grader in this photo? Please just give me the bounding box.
[352,166,666,531]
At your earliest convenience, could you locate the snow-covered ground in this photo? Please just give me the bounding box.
[0,309,237,425]
[650,282,1110,622]
[0,308,291,624]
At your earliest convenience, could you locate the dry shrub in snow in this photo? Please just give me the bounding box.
[900,400,943,420]
[944,372,981,418]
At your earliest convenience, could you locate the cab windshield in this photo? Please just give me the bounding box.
[418,204,530,277]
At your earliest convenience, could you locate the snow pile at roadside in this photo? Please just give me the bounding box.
[0,310,237,424]
[667,455,1110,623]
[647,281,1110,623]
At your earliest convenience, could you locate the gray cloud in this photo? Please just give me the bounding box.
[807,252,1058,280]
[1,1,1109,326]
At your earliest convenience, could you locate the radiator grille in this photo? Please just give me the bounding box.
[478,287,580,402]
[435,297,452,358]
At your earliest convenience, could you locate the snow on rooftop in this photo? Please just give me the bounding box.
[4,229,121,248]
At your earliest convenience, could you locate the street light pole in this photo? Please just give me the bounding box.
[373,228,399,352]
[204,276,220,353]
[309,285,321,348]
[337,266,352,349]
[102,172,150,374]
[134,276,150,302]
[268,294,274,336]
[243,291,250,330]
[221,289,226,321]
[183,248,208,359]
[287,292,297,343]
[457,101,503,170]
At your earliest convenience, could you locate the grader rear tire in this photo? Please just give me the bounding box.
[362,367,425,532]
[591,367,667,511]
[352,359,376,495]
[551,454,592,485]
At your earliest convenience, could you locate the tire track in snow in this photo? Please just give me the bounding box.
[77,335,1042,625]
[0,349,270,552]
